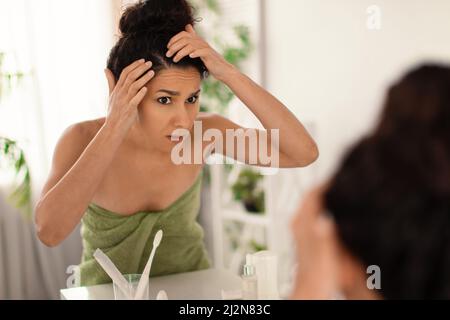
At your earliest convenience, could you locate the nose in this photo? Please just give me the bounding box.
[172,104,192,129]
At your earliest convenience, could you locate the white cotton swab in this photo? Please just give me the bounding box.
[93,249,131,299]
[135,230,164,300]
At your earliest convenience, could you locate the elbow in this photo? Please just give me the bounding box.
[36,228,61,248]
[309,142,320,164]
[298,141,319,167]
[34,202,63,248]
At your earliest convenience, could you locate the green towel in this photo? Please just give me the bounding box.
[78,173,211,286]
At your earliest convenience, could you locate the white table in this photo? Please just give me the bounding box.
[60,268,242,300]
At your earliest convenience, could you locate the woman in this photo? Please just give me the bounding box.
[291,64,450,299]
[35,0,318,286]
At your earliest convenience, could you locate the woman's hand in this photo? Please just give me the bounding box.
[104,59,155,134]
[166,24,236,81]
[290,184,340,300]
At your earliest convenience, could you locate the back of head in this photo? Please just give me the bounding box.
[324,64,450,299]
[376,64,450,143]
[107,0,206,80]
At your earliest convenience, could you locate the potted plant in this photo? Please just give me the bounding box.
[0,51,32,218]
[231,168,265,214]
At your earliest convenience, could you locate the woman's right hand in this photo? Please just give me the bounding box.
[290,184,340,300]
[104,59,155,134]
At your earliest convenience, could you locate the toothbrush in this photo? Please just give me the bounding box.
[156,290,168,300]
[93,249,131,299]
[134,229,163,300]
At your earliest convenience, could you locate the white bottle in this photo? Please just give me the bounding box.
[241,254,258,300]
[252,250,280,300]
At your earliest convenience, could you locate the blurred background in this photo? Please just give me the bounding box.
[0,0,449,299]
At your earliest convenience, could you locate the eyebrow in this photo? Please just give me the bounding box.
[157,89,201,96]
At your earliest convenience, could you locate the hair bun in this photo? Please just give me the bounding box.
[119,0,195,37]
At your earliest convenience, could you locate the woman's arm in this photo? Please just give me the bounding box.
[35,122,125,247]
[35,59,154,247]
[215,69,318,167]
[167,25,319,167]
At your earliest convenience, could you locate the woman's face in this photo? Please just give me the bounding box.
[138,66,201,153]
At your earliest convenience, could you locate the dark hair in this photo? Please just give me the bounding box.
[324,64,450,299]
[107,0,207,81]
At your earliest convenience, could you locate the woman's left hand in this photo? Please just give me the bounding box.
[166,24,236,81]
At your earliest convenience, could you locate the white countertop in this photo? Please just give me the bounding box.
[60,268,242,300]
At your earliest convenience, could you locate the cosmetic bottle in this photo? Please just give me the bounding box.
[241,254,258,300]
[252,250,280,299]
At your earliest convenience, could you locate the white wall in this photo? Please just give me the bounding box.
[265,0,450,181]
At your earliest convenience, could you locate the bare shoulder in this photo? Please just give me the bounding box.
[54,118,107,161]
[39,118,106,197]
[70,118,105,139]
[54,117,104,158]
[42,118,104,192]
[60,118,105,147]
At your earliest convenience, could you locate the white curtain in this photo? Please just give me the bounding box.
[0,191,83,299]
[0,0,117,299]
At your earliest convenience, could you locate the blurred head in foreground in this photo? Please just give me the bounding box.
[292,64,450,299]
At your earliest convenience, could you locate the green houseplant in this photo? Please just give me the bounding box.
[0,51,32,218]
[231,167,265,214]
[189,0,253,186]
[189,1,266,252]
[191,0,252,115]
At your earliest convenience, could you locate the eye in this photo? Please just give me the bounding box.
[186,95,199,104]
[157,97,172,105]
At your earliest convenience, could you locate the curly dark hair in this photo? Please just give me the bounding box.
[107,0,207,81]
[324,64,450,299]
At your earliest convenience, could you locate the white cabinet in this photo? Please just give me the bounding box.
[208,152,318,293]
[206,119,318,295]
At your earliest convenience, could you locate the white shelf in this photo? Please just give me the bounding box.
[221,208,270,226]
